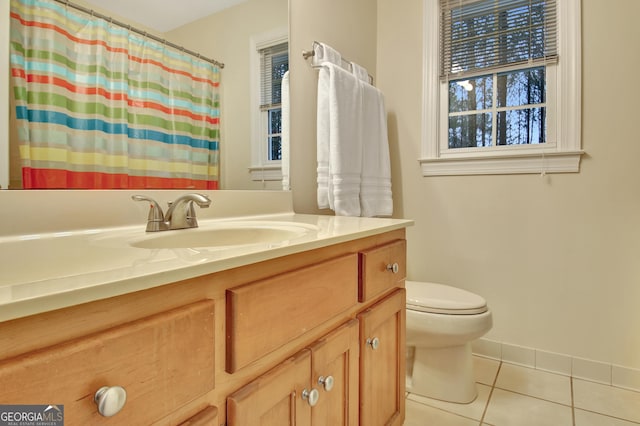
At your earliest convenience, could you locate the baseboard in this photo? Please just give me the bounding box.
[471,338,640,393]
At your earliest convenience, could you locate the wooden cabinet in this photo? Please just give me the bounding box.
[228,320,360,426]
[227,350,313,425]
[178,406,219,426]
[0,300,215,425]
[358,289,406,426]
[310,319,360,426]
[226,254,358,373]
[227,237,407,426]
[359,239,406,302]
[0,229,407,426]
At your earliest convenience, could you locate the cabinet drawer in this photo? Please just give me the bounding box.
[226,254,359,373]
[0,300,215,426]
[359,239,406,302]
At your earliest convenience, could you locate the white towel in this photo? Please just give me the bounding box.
[326,63,362,216]
[316,66,331,208]
[312,42,341,67]
[359,81,393,217]
[281,71,290,190]
[351,62,370,83]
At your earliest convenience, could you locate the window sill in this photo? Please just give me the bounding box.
[249,165,282,181]
[419,150,584,176]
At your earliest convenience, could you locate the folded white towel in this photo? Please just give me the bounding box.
[316,66,331,208]
[281,71,290,191]
[326,63,362,216]
[359,81,393,217]
[312,43,341,67]
[351,62,370,83]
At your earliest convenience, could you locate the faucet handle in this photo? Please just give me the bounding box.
[131,195,167,232]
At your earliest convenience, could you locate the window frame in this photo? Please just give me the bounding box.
[420,0,582,176]
[249,28,288,182]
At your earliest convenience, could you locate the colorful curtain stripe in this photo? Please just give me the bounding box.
[10,0,221,189]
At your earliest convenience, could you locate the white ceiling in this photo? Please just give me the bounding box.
[82,0,248,33]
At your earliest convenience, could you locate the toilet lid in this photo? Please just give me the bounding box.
[405,281,488,315]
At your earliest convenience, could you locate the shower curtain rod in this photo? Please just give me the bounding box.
[52,0,225,69]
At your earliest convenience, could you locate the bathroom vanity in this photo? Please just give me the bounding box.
[0,190,411,425]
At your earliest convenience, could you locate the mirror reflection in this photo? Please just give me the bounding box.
[4,0,289,190]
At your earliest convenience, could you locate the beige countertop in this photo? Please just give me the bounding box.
[0,190,412,322]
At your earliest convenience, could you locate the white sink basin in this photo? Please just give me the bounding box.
[128,221,318,249]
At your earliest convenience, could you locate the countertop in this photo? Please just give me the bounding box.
[0,190,412,322]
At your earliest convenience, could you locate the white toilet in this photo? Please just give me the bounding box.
[405,280,492,403]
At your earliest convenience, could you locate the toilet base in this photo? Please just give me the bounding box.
[407,342,477,404]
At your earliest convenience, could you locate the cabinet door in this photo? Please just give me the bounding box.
[0,300,215,426]
[227,350,312,426]
[309,319,359,426]
[178,406,218,426]
[358,289,406,426]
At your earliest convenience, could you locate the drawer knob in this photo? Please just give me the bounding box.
[366,337,380,350]
[301,388,320,407]
[94,386,127,417]
[318,375,335,391]
[386,263,399,274]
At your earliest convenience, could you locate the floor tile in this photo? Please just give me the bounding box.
[573,379,640,423]
[474,356,500,386]
[404,399,479,426]
[495,362,572,405]
[574,409,640,426]
[483,388,573,426]
[407,383,491,421]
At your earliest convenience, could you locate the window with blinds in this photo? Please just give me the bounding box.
[259,42,289,162]
[440,0,557,148]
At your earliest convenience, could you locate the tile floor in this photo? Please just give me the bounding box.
[404,356,640,426]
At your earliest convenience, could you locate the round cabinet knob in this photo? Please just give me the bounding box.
[94,386,127,417]
[366,337,380,350]
[301,388,320,407]
[318,375,335,392]
[386,263,399,274]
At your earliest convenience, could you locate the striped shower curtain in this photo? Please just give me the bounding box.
[9,0,221,189]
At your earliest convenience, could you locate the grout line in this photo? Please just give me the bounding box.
[479,360,501,424]
[573,408,640,425]
[571,377,576,426]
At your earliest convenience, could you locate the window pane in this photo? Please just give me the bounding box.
[269,136,282,161]
[450,8,497,72]
[444,0,556,76]
[268,108,282,161]
[269,108,282,134]
[496,107,546,145]
[270,52,289,105]
[503,2,548,63]
[497,67,545,108]
[449,75,493,112]
[449,113,492,148]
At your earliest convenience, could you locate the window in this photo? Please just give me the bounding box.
[261,43,288,162]
[250,29,288,181]
[421,0,582,176]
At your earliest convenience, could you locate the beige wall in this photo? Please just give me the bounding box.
[290,0,640,370]
[167,0,288,190]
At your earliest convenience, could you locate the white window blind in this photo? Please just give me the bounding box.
[440,0,558,80]
[259,42,289,111]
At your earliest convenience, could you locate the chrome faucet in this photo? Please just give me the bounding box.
[132,193,211,232]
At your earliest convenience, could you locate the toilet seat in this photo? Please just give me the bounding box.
[406,281,488,315]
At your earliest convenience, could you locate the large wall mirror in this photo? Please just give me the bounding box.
[1,0,289,190]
